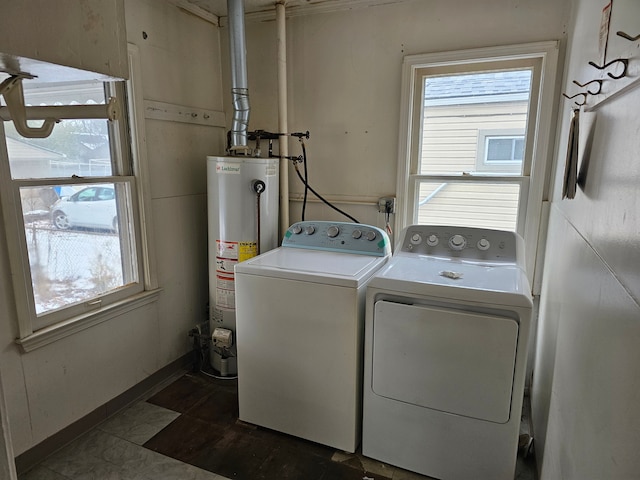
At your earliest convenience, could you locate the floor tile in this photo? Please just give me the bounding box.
[18,466,70,480]
[97,402,180,445]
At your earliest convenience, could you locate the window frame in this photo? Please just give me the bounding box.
[0,45,158,351]
[395,42,559,288]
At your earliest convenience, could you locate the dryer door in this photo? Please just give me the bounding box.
[371,300,518,423]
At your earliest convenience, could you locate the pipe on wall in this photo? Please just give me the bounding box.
[227,0,250,152]
[276,1,290,236]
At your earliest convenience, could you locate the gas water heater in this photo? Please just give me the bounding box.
[207,155,279,375]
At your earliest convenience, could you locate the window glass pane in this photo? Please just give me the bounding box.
[487,138,515,161]
[416,181,520,231]
[514,138,524,161]
[3,80,112,180]
[20,182,138,315]
[419,70,531,175]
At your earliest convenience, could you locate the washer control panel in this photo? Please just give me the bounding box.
[283,221,391,257]
[398,225,519,262]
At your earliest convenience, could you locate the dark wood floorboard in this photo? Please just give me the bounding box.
[143,371,535,480]
[143,372,377,480]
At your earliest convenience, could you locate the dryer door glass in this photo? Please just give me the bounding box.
[371,300,518,423]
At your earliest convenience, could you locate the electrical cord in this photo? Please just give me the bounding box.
[294,140,360,224]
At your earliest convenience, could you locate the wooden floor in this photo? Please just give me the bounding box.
[144,372,406,479]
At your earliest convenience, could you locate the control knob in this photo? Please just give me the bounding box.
[426,234,439,247]
[448,234,467,251]
[477,238,491,251]
[352,229,362,239]
[365,230,377,241]
[410,233,422,245]
[304,225,315,235]
[291,225,302,234]
[327,225,340,238]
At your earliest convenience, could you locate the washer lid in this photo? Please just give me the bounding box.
[235,247,389,287]
[370,255,532,308]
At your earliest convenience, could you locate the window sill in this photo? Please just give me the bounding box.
[15,289,162,353]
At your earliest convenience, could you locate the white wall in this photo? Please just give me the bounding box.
[227,0,570,238]
[0,0,225,457]
[0,0,128,80]
[532,0,640,478]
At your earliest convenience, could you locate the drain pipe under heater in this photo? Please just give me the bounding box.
[276,1,290,237]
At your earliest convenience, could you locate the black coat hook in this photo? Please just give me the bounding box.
[588,58,628,79]
[562,92,587,106]
[617,31,640,42]
[572,79,603,95]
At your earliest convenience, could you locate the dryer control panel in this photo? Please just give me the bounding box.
[283,221,391,257]
[398,225,521,264]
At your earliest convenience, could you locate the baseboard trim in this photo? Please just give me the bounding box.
[15,354,193,475]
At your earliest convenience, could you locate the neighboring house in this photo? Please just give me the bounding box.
[418,71,530,231]
[5,136,66,180]
[6,137,65,214]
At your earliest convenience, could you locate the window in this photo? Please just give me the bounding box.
[396,42,559,280]
[0,74,153,347]
[477,130,525,173]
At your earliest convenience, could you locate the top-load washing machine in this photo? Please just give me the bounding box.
[234,221,391,453]
[362,225,532,480]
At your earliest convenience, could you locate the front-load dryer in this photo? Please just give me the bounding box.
[235,221,391,453]
[362,225,532,480]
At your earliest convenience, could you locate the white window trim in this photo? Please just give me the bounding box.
[0,44,159,350]
[395,41,559,290]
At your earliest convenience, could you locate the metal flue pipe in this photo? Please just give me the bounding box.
[228,0,250,153]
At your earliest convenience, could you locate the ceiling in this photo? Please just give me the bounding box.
[184,0,411,19]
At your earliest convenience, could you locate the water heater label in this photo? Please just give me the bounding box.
[216,163,241,174]
[265,165,277,177]
[239,242,258,261]
[217,240,238,260]
[215,257,237,275]
[216,274,235,292]
[215,286,235,309]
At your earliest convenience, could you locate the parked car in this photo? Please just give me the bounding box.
[51,185,118,232]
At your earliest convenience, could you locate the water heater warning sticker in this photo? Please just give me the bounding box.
[265,165,277,177]
[215,257,237,274]
[216,240,238,260]
[239,242,257,261]
[216,273,235,309]
[215,286,235,309]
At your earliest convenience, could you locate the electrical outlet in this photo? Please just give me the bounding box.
[378,197,396,214]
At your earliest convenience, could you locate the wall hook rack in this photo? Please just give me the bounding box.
[617,31,640,42]
[588,58,629,80]
[572,79,603,95]
[562,92,587,106]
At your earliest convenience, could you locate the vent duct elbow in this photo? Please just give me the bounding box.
[228,0,250,153]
